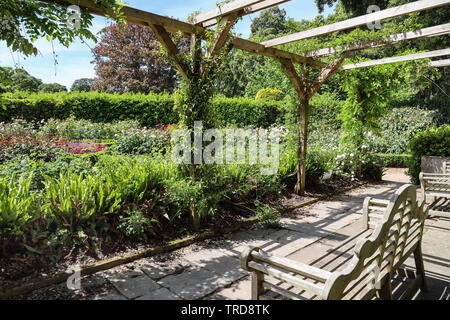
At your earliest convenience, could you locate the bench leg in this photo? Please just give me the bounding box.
[378,273,393,300]
[251,271,264,300]
[414,243,428,292]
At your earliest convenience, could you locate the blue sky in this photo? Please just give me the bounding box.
[0,0,335,89]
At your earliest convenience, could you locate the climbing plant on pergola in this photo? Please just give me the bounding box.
[43,0,450,198]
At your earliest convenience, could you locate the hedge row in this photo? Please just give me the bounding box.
[374,154,411,168]
[408,124,450,184]
[0,91,285,128]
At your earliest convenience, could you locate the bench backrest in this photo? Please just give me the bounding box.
[323,184,428,300]
[444,161,450,174]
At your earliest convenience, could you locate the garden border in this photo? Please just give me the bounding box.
[0,180,367,299]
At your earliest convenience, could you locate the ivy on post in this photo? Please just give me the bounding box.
[154,9,238,231]
[279,50,350,195]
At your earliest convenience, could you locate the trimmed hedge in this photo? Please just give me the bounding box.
[0,92,285,128]
[407,125,450,185]
[374,154,411,168]
[0,91,177,127]
[211,96,285,128]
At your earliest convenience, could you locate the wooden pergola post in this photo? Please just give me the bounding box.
[280,52,350,195]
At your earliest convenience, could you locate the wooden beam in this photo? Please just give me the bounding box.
[261,0,450,47]
[342,48,450,70]
[233,38,325,68]
[279,58,307,100]
[192,0,265,25]
[206,14,238,58]
[305,23,450,57]
[203,0,291,27]
[42,0,323,69]
[309,51,350,99]
[427,58,450,67]
[148,24,189,80]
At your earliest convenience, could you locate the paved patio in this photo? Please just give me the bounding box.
[58,170,450,300]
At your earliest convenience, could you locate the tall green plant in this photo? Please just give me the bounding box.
[0,174,38,237]
[43,170,122,232]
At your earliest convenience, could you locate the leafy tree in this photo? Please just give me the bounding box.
[92,23,184,94]
[217,7,294,97]
[316,0,388,16]
[250,6,291,39]
[70,78,95,92]
[39,82,67,93]
[0,67,42,92]
[0,0,125,57]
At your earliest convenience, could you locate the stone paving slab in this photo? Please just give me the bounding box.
[157,266,231,300]
[139,257,190,280]
[180,247,249,283]
[204,276,251,300]
[287,240,335,264]
[137,287,182,300]
[107,270,160,299]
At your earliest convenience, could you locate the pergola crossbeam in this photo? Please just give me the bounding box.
[192,0,265,25]
[206,14,238,58]
[148,24,189,80]
[42,0,323,69]
[305,23,450,57]
[427,59,450,67]
[202,0,291,27]
[342,48,450,70]
[261,0,450,47]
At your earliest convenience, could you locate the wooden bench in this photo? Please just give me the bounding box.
[240,184,429,300]
[419,171,450,218]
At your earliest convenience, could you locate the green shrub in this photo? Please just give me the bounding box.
[374,154,411,168]
[255,200,281,229]
[334,148,383,181]
[43,170,122,232]
[279,137,328,184]
[118,208,156,240]
[364,107,436,154]
[309,92,345,131]
[0,92,287,129]
[407,125,450,184]
[41,117,140,141]
[255,88,284,102]
[0,175,38,238]
[0,91,177,127]
[211,96,285,128]
[111,129,171,155]
[305,151,327,184]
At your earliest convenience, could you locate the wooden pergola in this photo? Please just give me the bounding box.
[45,0,450,194]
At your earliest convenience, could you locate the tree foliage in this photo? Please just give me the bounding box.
[0,0,125,57]
[92,24,185,94]
[38,82,67,93]
[70,78,95,92]
[337,54,438,150]
[250,7,291,39]
[0,67,43,93]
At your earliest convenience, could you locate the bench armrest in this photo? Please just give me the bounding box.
[241,246,332,297]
